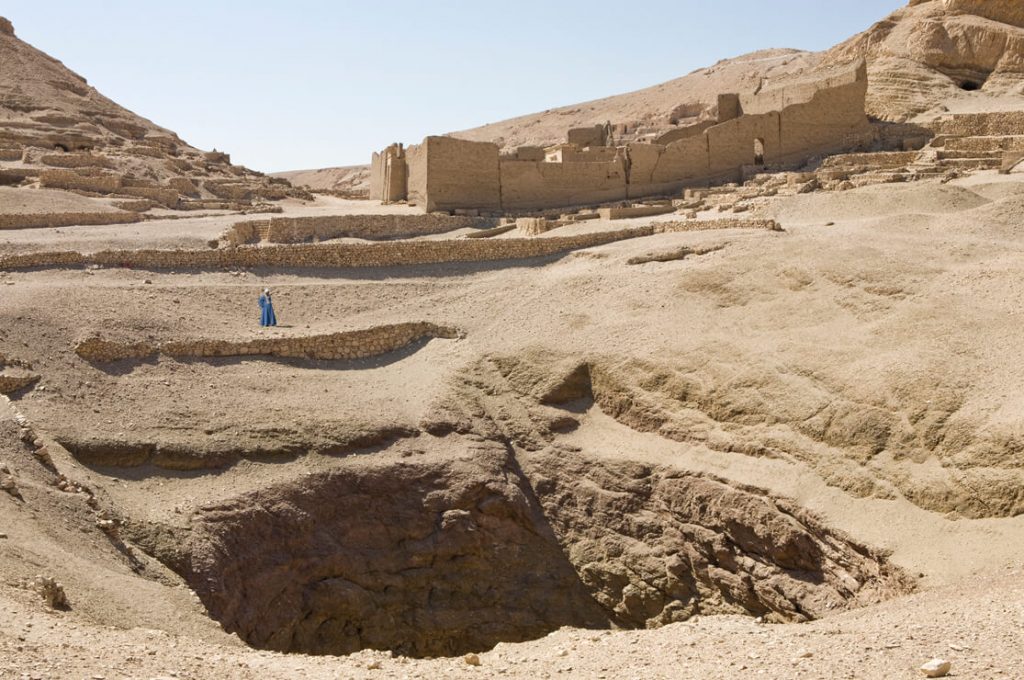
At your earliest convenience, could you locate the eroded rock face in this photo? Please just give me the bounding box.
[525,450,907,627]
[942,0,1024,29]
[826,0,1024,119]
[0,17,13,36]
[177,445,608,657]
[157,441,908,657]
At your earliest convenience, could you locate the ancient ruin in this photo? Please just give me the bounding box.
[372,62,872,212]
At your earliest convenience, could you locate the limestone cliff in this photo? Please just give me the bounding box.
[0,17,307,205]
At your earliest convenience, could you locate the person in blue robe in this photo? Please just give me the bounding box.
[259,288,277,327]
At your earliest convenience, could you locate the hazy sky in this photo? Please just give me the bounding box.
[6,1,904,172]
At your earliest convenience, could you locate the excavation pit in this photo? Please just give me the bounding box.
[124,441,911,658]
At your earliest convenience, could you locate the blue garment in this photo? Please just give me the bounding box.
[259,293,277,327]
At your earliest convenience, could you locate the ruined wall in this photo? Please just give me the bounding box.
[408,136,500,213]
[75,322,460,363]
[369,144,407,203]
[39,153,113,169]
[405,143,428,209]
[39,169,122,194]
[653,121,714,146]
[717,94,742,123]
[776,62,873,163]
[567,125,608,148]
[224,214,494,246]
[647,135,711,192]
[388,65,868,213]
[706,112,781,178]
[0,227,653,271]
[0,211,140,231]
[499,158,628,211]
[931,112,1024,136]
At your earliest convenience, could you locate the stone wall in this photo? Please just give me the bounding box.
[369,144,407,203]
[931,112,1024,137]
[407,136,501,213]
[223,214,495,246]
[39,169,122,194]
[0,211,140,231]
[40,153,113,169]
[499,158,628,211]
[377,60,871,214]
[75,322,461,363]
[598,205,676,220]
[0,148,23,161]
[567,124,610,148]
[0,228,654,272]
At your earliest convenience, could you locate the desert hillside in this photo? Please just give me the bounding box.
[450,0,1024,151]
[0,17,307,211]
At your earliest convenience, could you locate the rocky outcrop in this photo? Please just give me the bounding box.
[826,0,1024,120]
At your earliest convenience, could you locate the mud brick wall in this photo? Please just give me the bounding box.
[75,322,461,363]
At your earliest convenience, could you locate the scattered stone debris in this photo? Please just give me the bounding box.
[0,463,22,501]
[464,653,482,666]
[920,658,951,678]
[30,575,70,610]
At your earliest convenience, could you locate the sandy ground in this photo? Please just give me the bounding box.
[1,173,1024,678]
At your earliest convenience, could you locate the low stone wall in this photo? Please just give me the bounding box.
[598,205,677,220]
[945,135,1024,153]
[224,214,495,246]
[39,169,123,194]
[821,151,919,169]
[0,211,141,231]
[653,218,780,234]
[931,113,1024,137]
[114,186,180,206]
[0,370,39,395]
[75,322,461,363]
[0,148,21,161]
[1,228,652,271]
[1,219,782,271]
[40,153,114,169]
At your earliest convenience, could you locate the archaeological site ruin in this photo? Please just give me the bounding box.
[3,0,1024,677]
[371,62,874,213]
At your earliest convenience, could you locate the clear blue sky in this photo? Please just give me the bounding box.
[6,1,903,172]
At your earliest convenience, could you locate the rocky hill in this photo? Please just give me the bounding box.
[450,0,1024,151]
[0,17,308,212]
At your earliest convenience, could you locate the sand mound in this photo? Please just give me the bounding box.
[770,182,990,222]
